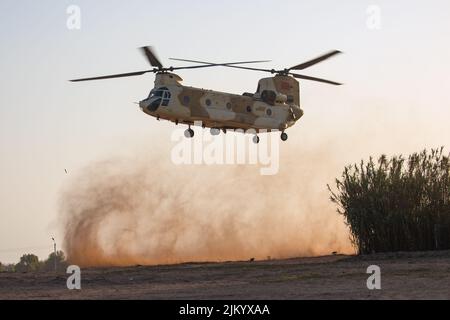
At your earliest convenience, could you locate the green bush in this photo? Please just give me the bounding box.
[328,148,450,254]
[43,250,67,272]
[15,254,41,272]
[11,251,67,272]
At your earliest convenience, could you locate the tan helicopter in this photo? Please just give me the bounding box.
[70,47,341,143]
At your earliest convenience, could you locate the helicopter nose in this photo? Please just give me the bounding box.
[139,99,148,110]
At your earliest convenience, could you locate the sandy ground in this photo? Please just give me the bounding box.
[1,250,449,299]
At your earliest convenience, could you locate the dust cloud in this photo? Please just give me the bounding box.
[59,138,353,267]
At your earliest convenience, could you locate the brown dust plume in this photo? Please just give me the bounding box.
[59,140,353,267]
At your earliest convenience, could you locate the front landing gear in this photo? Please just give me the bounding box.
[184,127,194,138]
[281,132,288,141]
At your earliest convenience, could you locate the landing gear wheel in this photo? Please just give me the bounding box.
[210,128,220,136]
[253,135,260,144]
[281,132,288,141]
[184,128,194,138]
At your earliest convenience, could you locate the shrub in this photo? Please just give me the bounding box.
[15,254,41,272]
[43,250,67,272]
[328,148,450,254]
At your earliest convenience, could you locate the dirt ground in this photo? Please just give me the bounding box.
[1,250,449,299]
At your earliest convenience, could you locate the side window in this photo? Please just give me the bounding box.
[182,95,190,106]
[287,95,294,104]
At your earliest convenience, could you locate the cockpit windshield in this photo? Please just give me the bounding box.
[149,87,167,99]
[147,87,171,109]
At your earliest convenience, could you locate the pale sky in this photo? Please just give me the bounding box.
[1,0,450,263]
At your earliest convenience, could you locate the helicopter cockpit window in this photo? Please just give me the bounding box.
[149,87,168,99]
[161,90,171,106]
[148,87,171,107]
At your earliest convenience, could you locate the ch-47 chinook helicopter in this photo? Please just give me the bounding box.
[70,46,341,143]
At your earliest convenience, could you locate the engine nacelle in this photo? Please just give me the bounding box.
[275,93,287,103]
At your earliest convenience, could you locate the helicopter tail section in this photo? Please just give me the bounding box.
[272,75,300,107]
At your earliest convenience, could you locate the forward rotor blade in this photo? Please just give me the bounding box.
[170,58,271,66]
[140,46,163,69]
[70,70,151,82]
[289,50,342,71]
[70,64,256,82]
[289,73,342,85]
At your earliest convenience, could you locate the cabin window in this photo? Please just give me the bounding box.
[246,106,252,112]
[266,108,272,116]
[206,99,211,106]
[287,95,294,104]
[182,95,190,106]
[226,102,232,110]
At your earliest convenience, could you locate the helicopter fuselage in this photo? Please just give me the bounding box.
[139,73,304,132]
[70,46,341,142]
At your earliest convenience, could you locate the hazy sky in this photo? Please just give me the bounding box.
[1,0,450,263]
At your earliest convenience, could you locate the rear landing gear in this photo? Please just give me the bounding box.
[281,132,288,141]
[184,127,194,138]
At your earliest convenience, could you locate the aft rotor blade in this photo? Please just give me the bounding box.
[213,64,274,73]
[289,73,342,85]
[70,70,152,82]
[171,64,239,71]
[289,50,342,71]
[140,46,163,69]
[170,58,271,66]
